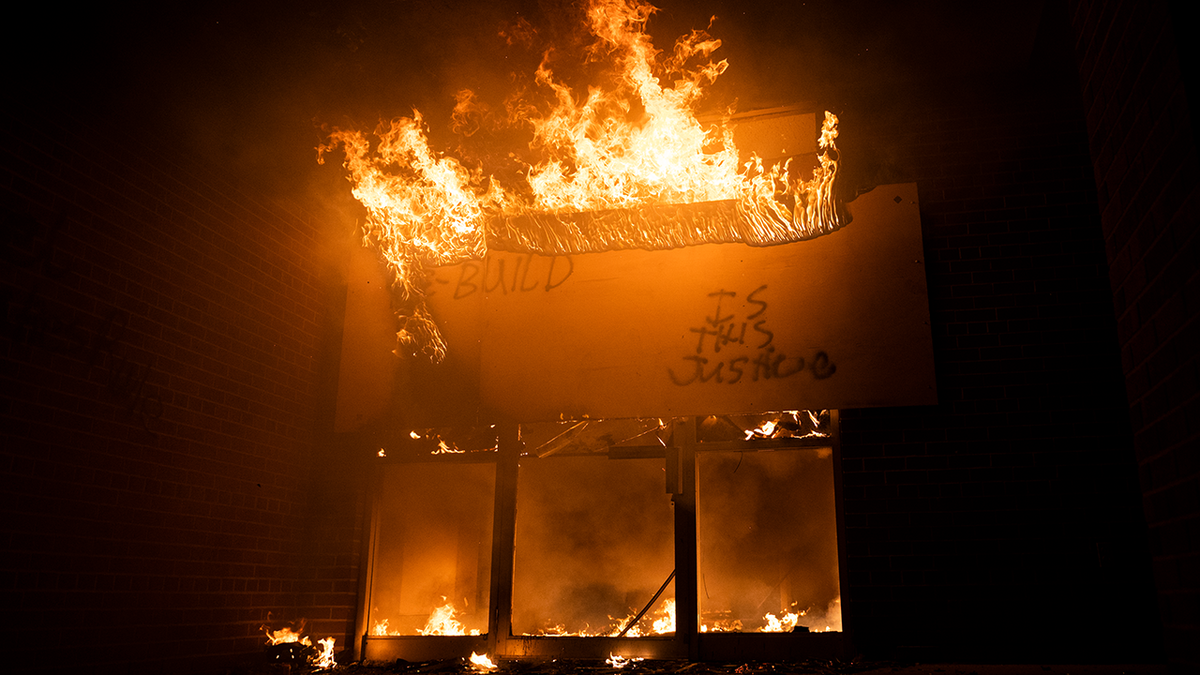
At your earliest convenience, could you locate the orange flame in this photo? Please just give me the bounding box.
[261,624,311,646]
[313,637,337,669]
[418,599,482,635]
[320,0,846,362]
[469,652,498,671]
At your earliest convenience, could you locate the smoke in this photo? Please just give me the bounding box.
[507,446,841,634]
[372,462,496,634]
[512,455,675,634]
[698,448,841,631]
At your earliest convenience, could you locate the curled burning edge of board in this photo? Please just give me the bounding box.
[394,184,850,365]
[377,108,848,363]
[485,189,849,256]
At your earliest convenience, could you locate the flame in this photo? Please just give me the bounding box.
[759,610,803,632]
[320,0,846,363]
[261,624,311,647]
[313,637,337,669]
[418,599,481,635]
[758,597,842,632]
[260,621,335,669]
[744,419,777,440]
[374,601,483,636]
[607,654,644,669]
[432,439,465,455]
[611,596,675,637]
[469,652,498,671]
[651,598,676,634]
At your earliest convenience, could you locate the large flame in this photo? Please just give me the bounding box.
[320,0,846,362]
[419,600,470,636]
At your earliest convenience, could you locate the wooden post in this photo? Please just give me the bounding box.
[673,417,700,660]
[487,423,520,658]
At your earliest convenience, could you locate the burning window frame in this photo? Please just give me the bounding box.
[356,412,849,663]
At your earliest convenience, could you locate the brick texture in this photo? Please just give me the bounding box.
[1068,0,1200,669]
[0,107,360,673]
[834,24,1160,661]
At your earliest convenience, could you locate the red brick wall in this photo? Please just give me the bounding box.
[0,107,355,673]
[1068,0,1200,669]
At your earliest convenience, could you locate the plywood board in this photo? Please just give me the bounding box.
[404,182,934,423]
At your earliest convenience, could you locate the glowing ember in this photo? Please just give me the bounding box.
[432,439,465,455]
[607,654,644,669]
[469,652,498,671]
[744,419,777,440]
[319,0,846,363]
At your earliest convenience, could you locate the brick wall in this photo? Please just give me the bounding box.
[835,30,1160,661]
[1068,0,1200,669]
[0,106,356,673]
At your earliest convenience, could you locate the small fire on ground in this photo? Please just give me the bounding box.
[379,597,837,638]
[261,621,337,669]
[469,652,498,672]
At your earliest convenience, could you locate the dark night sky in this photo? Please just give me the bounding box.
[14,0,1046,217]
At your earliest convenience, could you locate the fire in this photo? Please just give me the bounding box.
[418,599,481,636]
[260,622,336,670]
[759,610,803,632]
[373,600,483,636]
[313,637,337,669]
[607,654,644,669]
[262,624,311,646]
[469,652,498,671]
[612,596,675,637]
[758,597,842,633]
[432,439,464,455]
[650,598,676,634]
[319,0,846,363]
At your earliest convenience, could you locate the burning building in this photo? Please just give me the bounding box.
[1,0,1195,672]
[323,2,932,659]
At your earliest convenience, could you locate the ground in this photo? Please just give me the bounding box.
[229,655,1173,675]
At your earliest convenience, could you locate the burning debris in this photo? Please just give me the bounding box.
[606,654,645,669]
[419,601,482,636]
[377,427,500,459]
[260,620,338,670]
[369,591,488,637]
[468,652,498,672]
[319,0,846,363]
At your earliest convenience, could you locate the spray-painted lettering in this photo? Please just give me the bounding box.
[668,285,836,386]
[431,253,574,299]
